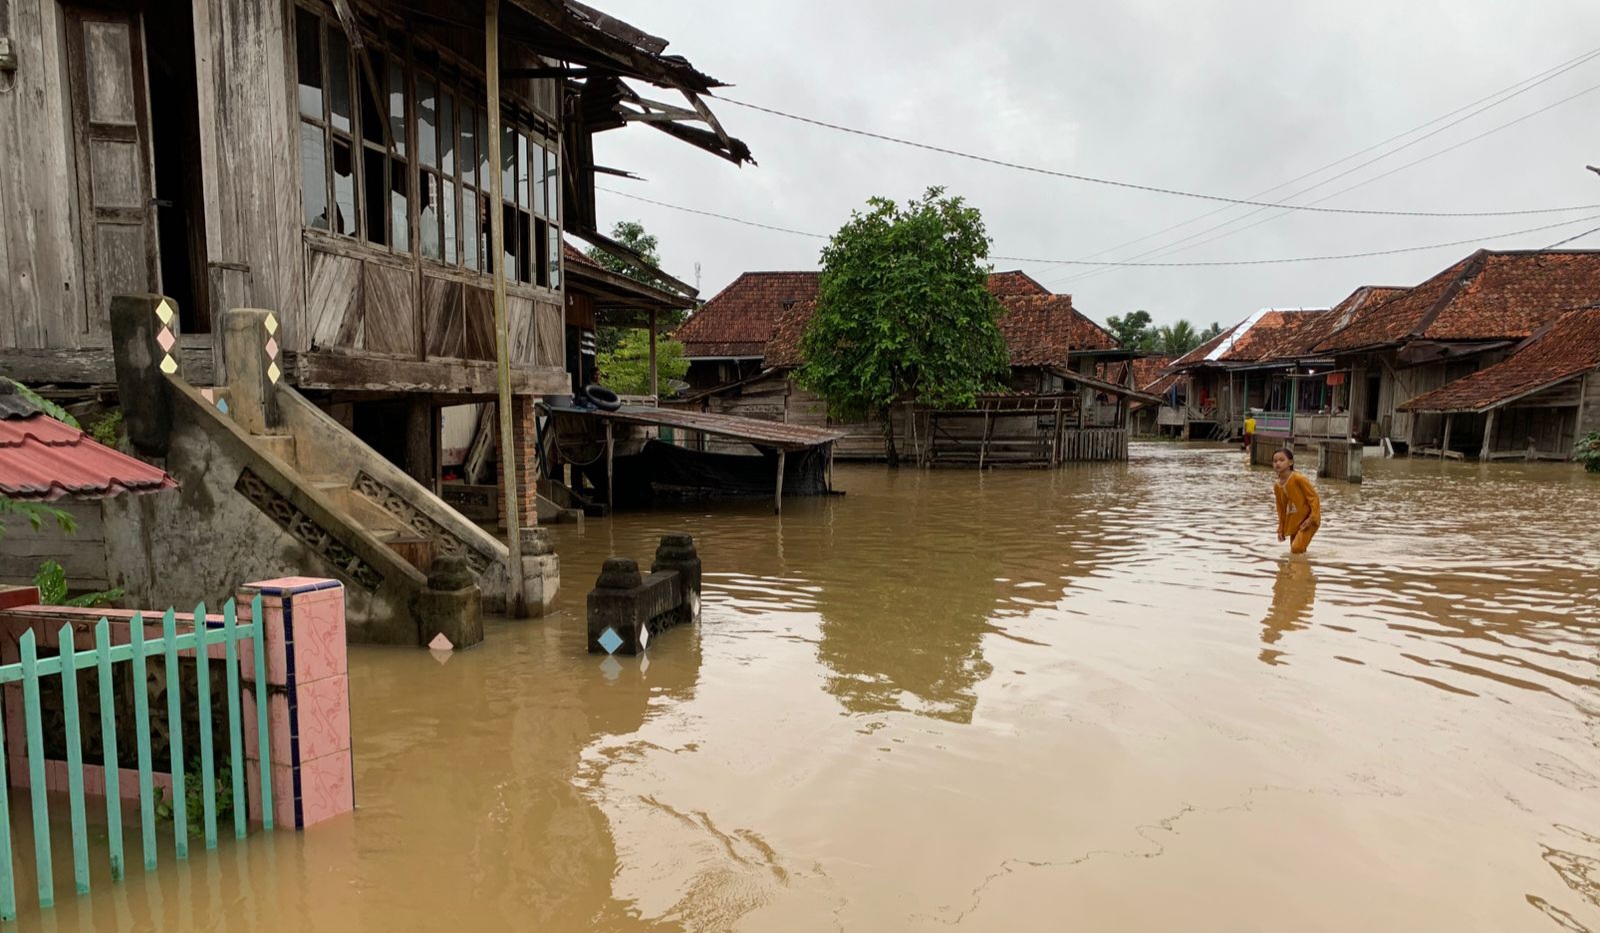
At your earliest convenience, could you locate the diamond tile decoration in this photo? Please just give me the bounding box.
[155,299,174,325]
[264,313,278,336]
[265,336,279,358]
[428,633,454,651]
[156,328,176,352]
[597,627,623,655]
[639,626,650,651]
[217,399,230,414]
[600,657,622,680]
[267,362,281,384]
[200,388,214,403]
[159,355,178,375]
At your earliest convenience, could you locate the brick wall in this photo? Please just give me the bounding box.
[496,396,539,528]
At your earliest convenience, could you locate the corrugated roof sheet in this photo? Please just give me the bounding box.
[1171,309,1330,369]
[548,403,843,449]
[759,291,1115,370]
[0,414,178,501]
[1399,308,1600,412]
[677,270,1054,360]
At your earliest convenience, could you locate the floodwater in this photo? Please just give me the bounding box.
[17,444,1600,933]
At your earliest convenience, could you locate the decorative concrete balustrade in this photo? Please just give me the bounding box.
[587,535,702,655]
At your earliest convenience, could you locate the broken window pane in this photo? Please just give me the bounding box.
[417,74,437,169]
[517,133,530,211]
[388,57,407,157]
[440,88,455,177]
[502,123,516,204]
[391,156,410,251]
[361,52,384,147]
[420,169,441,261]
[463,189,478,271]
[300,122,328,228]
[363,147,386,245]
[332,140,356,236]
[478,108,491,191]
[328,29,351,134]
[443,179,457,265]
[545,145,559,221]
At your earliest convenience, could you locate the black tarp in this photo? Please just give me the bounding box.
[606,440,829,508]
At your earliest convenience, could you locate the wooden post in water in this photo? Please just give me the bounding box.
[1480,409,1495,461]
[775,449,786,514]
[605,420,615,509]
[1442,413,1454,459]
[648,309,658,399]
[486,0,527,616]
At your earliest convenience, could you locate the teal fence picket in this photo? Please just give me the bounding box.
[161,609,188,859]
[0,684,14,921]
[193,603,218,850]
[129,613,158,871]
[19,630,52,908]
[251,594,273,830]
[94,619,125,881]
[58,624,90,895]
[223,601,246,839]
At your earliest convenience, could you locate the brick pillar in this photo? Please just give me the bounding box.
[239,578,354,830]
[497,395,539,529]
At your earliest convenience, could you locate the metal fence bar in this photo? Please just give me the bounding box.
[223,601,246,840]
[129,613,157,872]
[57,624,90,895]
[94,619,125,881]
[251,594,273,830]
[19,630,53,908]
[193,603,218,850]
[161,609,188,859]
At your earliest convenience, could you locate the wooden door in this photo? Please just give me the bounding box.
[64,7,159,336]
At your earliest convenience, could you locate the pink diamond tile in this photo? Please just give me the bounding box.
[290,593,347,683]
[298,752,354,828]
[200,388,214,403]
[295,676,350,762]
[156,328,176,352]
[265,336,279,359]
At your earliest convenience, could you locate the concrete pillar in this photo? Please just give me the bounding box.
[415,554,483,650]
[110,293,178,456]
[221,309,283,435]
[651,533,702,627]
[519,527,560,615]
[496,396,539,529]
[233,578,352,830]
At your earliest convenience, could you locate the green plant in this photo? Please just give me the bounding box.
[89,409,124,447]
[7,379,80,429]
[0,498,76,540]
[155,758,235,836]
[1576,430,1600,473]
[584,220,688,356]
[33,559,122,608]
[597,331,690,396]
[797,186,1010,465]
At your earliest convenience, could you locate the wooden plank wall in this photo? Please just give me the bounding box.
[193,0,304,352]
[1581,371,1600,438]
[0,501,109,589]
[0,0,85,350]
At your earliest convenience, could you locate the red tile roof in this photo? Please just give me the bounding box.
[1399,308,1600,412]
[1130,355,1175,392]
[677,270,1053,360]
[0,413,177,502]
[762,291,1114,370]
[1170,309,1332,369]
[1315,251,1600,353]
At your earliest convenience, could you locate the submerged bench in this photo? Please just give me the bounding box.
[587,534,702,655]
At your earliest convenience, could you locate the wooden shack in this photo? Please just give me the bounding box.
[0,0,748,523]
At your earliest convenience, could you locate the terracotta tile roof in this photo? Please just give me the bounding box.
[1315,251,1600,353]
[1399,308,1600,413]
[1171,309,1331,369]
[762,292,1115,370]
[1130,355,1175,391]
[678,270,1055,360]
[0,406,178,502]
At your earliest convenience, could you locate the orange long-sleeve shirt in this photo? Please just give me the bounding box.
[1274,471,1321,537]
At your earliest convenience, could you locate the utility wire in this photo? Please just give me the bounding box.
[716,97,1600,218]
[1052,76,1600,286]
[596,185,1600,268]
[1544,224,1600,248]
[1059,46,1600,268]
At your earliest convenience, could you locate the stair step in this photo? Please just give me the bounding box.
[257,434,297,466]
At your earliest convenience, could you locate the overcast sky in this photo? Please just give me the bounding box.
[587,0,1600,329]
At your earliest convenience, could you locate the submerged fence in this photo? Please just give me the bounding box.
[0,577,354,921]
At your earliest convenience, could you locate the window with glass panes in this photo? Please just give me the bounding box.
[295,5,561,286]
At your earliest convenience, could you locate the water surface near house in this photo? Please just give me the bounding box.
[22,445,1600,932]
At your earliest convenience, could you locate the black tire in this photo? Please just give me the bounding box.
[584,383,622,412]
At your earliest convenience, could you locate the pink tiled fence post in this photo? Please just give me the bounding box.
[238,578,354,830]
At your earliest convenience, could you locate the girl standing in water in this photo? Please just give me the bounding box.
[1272,448,1320,555]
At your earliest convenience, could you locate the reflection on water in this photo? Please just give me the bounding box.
[19,445,1600,932]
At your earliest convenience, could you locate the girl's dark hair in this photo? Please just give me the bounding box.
[1275,447,1295,463]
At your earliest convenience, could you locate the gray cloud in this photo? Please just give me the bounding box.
[589,0,1600,328]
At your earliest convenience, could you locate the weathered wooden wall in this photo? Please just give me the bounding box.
[0,500,108,590]
[0,0,86,350]
[1580,371,1600,440]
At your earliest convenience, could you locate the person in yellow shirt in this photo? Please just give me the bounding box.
[1272,447,1320,555]
[1242,412,1257,452]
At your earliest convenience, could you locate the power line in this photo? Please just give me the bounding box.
[1050,77,1600,286]
[716,96,1600,218]
[1060,46,1600,268]
[596,185,1600,269]
[1545,224,1600,248]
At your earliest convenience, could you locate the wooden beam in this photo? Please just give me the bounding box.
[488,0,527,617]
[685,91,737,160]
[1480,409,1496,462]
[605,420,615,508]
[1442,413,1453,457]
[295,353,568,395]
[501,66,601,79]
[774,449,785,514]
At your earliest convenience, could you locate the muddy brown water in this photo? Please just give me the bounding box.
[15,444,1600,932]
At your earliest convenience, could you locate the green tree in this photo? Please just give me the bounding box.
[1156,319,1206,356]
[797,187,1010,466]
[596,330,690,397]
[1199,320,1224,343]
[1105,310,1154,351]
[584,221,687,355]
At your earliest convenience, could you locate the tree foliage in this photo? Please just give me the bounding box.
[0,498,76,540]
[584,221,688,356]
[1102,315,1221,356]
[1576,430,1600,473]
[797,187,1010,465]
[1106,311,1153,349]
[597,330,691,397]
